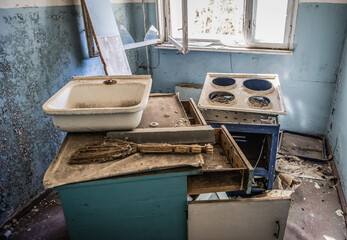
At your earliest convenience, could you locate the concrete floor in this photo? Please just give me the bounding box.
[1,178,346,240]
[0,191,69,240]
[284,178,347,240]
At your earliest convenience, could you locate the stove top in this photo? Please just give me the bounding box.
[198,73,286,116]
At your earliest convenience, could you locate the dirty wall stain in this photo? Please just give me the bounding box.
[0,6,85,226]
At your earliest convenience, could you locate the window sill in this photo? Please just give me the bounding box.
[155,43,293,55]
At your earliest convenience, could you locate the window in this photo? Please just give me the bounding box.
[156,0,298,53]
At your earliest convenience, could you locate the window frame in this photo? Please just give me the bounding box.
[156,0,298,54]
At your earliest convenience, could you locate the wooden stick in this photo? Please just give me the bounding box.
[68,139,213,164]
[137,143,213,154]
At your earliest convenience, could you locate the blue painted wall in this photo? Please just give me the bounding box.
[148,2,347,134]
[0,3,144,226]
[327,31,347,199]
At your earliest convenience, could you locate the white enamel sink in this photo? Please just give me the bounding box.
[42,75,152,132]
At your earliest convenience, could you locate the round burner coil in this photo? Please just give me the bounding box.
[209,91,235,104]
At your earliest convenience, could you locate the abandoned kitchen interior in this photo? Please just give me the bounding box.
[1,0,347,239]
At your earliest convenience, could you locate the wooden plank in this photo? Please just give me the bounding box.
[181,99,204,125]
[221,125,254,171]
[107,126,215,144]
[221,126,254,192]
[189,98,207,125]
[214,128,221,144]
[187,172,243,195]
[188,196,291,240]
[96,36,131,75]
[83,0,131,75]
[220,129,244,168]
[81,0,98,57]
[201,145,236,172]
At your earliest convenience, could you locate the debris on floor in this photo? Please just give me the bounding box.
[274,143,346,239]
[0,191,68,240]
[276,154,333,180]
[336,209,344,217]
[273,173,302,190]
[173,118,191,127]
[284,178,347,240]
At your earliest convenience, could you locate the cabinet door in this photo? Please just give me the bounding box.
[188,197,290,240]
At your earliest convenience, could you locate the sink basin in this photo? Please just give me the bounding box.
[42,75,152,132]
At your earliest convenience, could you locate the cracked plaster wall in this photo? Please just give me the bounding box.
[0,3,149,226]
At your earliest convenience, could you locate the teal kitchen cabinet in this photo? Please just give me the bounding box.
[56,169,200,240]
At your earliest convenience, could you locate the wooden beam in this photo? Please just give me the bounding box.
[187,172,243,195]
[81,1,98,57]
[107,126,215,144]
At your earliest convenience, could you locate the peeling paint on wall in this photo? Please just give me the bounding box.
[0,7,83,225]
[0,3,145,226]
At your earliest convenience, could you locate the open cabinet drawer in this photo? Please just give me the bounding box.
[188,192,291,240]
[187,126,254,195]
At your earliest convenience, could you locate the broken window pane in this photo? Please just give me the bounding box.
[253,0,288,44]
[170,0,245,46]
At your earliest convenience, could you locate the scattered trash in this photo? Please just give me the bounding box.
[1,230,12,239]
[31,207,39,213]
[276,154,333,180]
[164,114,170,118]
[314,182,321,189]
[248,96,270,108]
[335,209,344,217]
[323,235,336,240]
[173,118,190,127]
[273,173,301,190]
[209,91,235,104]
[264,190,294,198]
